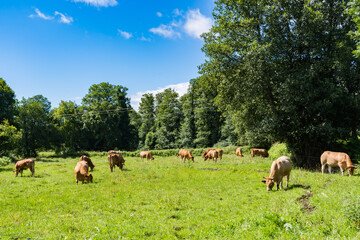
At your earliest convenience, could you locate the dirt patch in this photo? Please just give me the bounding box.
[297,191,316,213]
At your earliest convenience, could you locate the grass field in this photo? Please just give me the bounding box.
[0,153,359,239]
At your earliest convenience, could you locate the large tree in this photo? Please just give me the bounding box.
[82,82,135,150]
[201,0,360,167]
[17,95,56,157]
[0,78,16,123]
[154,88,182,149]
[138,93,156,149]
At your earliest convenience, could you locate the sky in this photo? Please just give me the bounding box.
[0,0,215,110]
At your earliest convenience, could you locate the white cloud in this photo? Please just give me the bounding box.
[183,9,213,39]
[140,36,151,41]
[173,9,183,17]
[72,0,118,7]
[55,11,73,24]
[29,8,53,20]
[149,24,181,39]
[130,82,190,111]
[156,12,162,17]
[118,30,132,39]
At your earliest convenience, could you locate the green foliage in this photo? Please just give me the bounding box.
[144,131,156,150]
[81,82,136,150]
[201,0,360,168]
[268,142,292,160]
[179,82,197,148]
[0,78,16,123]
[0,120,21,156]
[51,101,84,154]
[347,0,360,57]
[17,95,56,157]
[154,89,182,149]
[0,156,12,166]
[138,93,156,148]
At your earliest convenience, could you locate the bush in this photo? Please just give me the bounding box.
[268,142,292,160]
[0,156,12,166]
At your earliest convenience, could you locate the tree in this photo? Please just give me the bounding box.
[138,93,156,148]
[17,95,56,157]
[348,0,360,56]
[0,78,16,123]
[52,101,84,154]
[193,76,222,148]
[154,89,182,149]
[0,120,21,156]
[201,0,360,167]
[179,80,197,148]
[82,82,135,150]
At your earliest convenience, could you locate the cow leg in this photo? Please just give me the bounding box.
[276,182,280,191]
[321,164,326,174]
[286,175,290,188]
[328,166,332,174]
[20,170,23,177]
[30,167,34,177]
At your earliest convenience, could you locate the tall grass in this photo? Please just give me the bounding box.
[0,153,359,239]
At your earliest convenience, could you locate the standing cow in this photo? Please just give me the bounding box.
[216,149,223,160]
[178,149,194,163]
[251,148,269,158]
[204,149,219,163]
[13,159,35,177]
[108,152,126,172]
[262,156,292,191]
[140,151,154,160]
[79,155,95,171]
[320,151,357,176]
[236,147,243,157]
[74,160,93,184]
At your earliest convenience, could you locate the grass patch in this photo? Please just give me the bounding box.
[0,154,358,239]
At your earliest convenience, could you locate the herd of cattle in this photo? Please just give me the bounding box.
[11,147,358,191]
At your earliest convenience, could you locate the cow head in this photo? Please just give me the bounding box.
[347,166,358,176]
[262,177,275,191]
[85,174,93,183]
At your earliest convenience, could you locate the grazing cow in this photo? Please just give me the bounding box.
[202,148,215,161]
[216,149,223,160]
[108,150,121,155]
[251,148,269,158]
[236,147,243,157]
[13,159,35,177]
[178,149,194,163]
[262,156,292,191]
[140,151,154,160]
[320,151,357,176]
[79,155,95,171]
[108,153,126,172]
[74,160,93,184]
[204,149,219,163]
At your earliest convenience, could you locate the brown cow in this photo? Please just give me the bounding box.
[236,147,243,157]
[202,148,215,160]
[140,151,154,160]
[108,153,126,172]
[178,149,194,163]
[262,156,292,191]
[216,149,223,160]
[74,160,93,184]
[108,150,121,155]
[13,159,35,177]
[204,149,219,163]
[251,148,269,158]
[320,151,357,176]
[79,155,95,171]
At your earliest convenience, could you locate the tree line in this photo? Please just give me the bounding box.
[1,0,360,168]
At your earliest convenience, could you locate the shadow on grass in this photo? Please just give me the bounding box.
[35,158,59,163]
[286,184,311,190]
[0,166,13,173]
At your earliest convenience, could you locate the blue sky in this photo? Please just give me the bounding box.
[0,0,214,110]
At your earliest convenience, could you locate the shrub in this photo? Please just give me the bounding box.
[0,156,12,166]
[268,142,292,160]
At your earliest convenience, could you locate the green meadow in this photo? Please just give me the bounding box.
[0,153,359,239]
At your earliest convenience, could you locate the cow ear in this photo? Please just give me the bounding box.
[261,179,266,183]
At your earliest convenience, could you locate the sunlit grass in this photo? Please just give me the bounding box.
[0,154,359,239]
